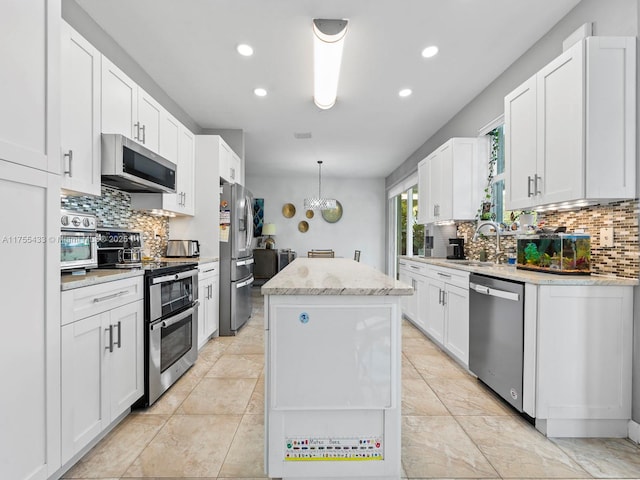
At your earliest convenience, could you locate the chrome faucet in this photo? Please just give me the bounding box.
[472,220,502,261]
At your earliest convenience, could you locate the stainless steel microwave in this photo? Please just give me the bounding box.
[101,133,177,193]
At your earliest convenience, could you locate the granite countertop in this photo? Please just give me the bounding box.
[160,256,219,264]
[399,256,638,287]
[262,258,413,296]
[61,268,145,291]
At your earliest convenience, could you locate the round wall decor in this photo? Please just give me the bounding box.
[298,220,309,233]
[321,200,343,223]
[282,203,296,218]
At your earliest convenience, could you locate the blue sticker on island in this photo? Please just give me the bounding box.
[299,312,309,324]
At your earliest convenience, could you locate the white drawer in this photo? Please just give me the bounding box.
[427,265,469,288]
[198,261,218,277]
[405,260,428,276]
[61,276,144,326]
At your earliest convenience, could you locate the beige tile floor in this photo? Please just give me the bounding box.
[63,288,640,480]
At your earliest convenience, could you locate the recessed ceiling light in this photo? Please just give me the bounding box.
[399,88,412,98]
[237,44,254,56]
[421,45,439,58]
[254,88,267,97]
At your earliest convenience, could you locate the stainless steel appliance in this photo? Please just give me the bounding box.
[446,238,465,259]
[469,273,525,412]
[219,183,254,336]
[142,262,199,406]
[60,210,98,271]
[101,133,177,193]
[166,239,200,258]
[278,249,297,271]
[97,228,143,268]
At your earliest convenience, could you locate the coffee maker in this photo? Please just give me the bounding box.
[446,238,465,260]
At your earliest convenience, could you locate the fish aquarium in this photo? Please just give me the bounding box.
[516,233,591,275]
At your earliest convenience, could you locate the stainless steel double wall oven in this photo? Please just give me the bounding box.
[142,262,199,406]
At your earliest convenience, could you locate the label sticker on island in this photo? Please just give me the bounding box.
[285,436,383,461]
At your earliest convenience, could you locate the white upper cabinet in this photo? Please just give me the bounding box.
[60,21,101,196]
[0,0,58,173]
[424,137,486,224]
[219,140,243,185]
[101,55,137,140]
[416,158,428,224]
[505,37,636,210]
[137,88,162,153]
[101,55,162,153]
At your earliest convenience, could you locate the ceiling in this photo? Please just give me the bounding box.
[75,0,581,179]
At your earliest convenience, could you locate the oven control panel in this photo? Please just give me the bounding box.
[61,210,97,231]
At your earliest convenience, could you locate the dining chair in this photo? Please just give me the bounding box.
[308,249,335,258]
[354,250,361,262]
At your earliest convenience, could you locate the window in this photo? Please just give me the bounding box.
[397,186,424,256]
[483,124,535,227]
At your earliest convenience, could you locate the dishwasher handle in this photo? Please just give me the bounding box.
[469,282,520,302]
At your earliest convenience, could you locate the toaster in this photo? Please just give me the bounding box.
[166,239,200,258]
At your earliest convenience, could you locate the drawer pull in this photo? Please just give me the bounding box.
[437,272,451,278]
[93,290,128,303]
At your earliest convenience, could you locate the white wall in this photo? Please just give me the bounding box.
[245,174,386,270]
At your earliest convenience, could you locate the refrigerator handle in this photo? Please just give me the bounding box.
[245,198,254,252]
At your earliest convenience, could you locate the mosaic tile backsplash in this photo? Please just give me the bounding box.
[61,186,169,258]
[457,200,639,279]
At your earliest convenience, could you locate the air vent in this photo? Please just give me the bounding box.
[294,132,312,139]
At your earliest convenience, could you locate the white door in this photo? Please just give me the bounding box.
[426,151,440,223]
[537,42,584,205]
[425,279,445,344]
[444,284,469,366]
[437,141,453,220]
[505,75,537,210]
[137,88,162,152]
[60,22,101,196]
[108,300,144,420]
[0,0,53,173]
[61,313,108,464]
[178,127,195,215]
[101,56,137,139]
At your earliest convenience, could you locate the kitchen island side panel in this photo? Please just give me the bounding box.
[264,294,402,480]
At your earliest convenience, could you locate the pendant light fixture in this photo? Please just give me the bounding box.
[313,18,348,110]
[304,161,336,210]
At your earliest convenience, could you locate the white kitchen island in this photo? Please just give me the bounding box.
[261,258,412,480]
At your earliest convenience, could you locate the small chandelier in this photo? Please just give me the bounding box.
[304,161,337,210]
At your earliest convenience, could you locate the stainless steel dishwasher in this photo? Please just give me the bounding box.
[468,273,525,412]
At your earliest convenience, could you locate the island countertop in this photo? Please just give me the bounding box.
[261,258,413,296]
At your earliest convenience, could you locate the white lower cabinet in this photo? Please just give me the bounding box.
[443,284,469,366]
[424,266,470,366]
[398,260,427,331]
[400,259,469,367]
[533,284,633,437]
[198,262,219,348]
[60,277,144,465]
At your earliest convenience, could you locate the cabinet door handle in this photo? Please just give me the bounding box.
[141,124,146,144]
[114,321,122,349]
[63,150,73,177]
[442,291,447,306]
[134,122,140,141]
[105,325,114,353]
[527,175,534,197]
[230,167,235,180]
[534,174,542,195]
[93,290,128,303]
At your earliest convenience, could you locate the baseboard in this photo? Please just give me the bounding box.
[629,420,640,444]
[538,418,629,438]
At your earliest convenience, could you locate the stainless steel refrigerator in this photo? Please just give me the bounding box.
[219,183,254,336]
